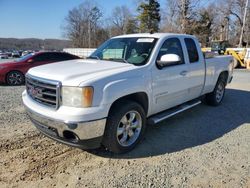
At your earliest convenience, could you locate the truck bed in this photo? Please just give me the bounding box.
[203,55,233,94]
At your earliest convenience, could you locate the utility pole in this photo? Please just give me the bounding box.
[225,17,230,41]
[246,5,250,47]
[181,0,187,33]
[88,20,91,48]
[247,16,249,47]
[239,0,249,47]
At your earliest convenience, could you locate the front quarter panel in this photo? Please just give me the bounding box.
[103,76,148,101]
[85,67,153,117]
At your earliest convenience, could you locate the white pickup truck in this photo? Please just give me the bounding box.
[22,33,233,153]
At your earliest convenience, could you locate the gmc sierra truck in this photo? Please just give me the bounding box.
[22,33,233,153]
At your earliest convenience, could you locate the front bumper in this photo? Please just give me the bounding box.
[25,104,107,149]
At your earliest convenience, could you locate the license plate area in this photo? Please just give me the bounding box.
[37,123,58,137]
[26,110,59,137]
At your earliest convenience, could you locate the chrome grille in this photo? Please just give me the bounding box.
[26,74,61,109]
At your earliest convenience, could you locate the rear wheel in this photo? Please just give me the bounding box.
[102,100,146,153]
[6,71,25,86]
[205,75,226,106]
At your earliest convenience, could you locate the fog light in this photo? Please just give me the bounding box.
[63,130,79,143]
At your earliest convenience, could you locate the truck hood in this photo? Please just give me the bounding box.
[28,59,134,86]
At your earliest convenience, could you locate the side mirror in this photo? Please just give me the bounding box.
[157,54,181,68]
[27,59,34,63]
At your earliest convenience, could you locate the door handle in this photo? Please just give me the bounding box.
[180,71,188,76]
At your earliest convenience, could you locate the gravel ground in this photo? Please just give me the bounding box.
[0,70,249,188]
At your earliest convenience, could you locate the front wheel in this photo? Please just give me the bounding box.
[205,76,226,106]
[102,100,146,153]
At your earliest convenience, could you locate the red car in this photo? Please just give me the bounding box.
[0,52,80,85]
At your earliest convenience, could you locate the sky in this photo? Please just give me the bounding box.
[0,0,147,39]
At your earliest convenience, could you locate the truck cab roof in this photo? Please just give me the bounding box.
[113,33,196,39]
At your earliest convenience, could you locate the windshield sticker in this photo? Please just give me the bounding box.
[137,38,154,43]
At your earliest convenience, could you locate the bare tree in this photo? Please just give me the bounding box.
[161,0,180,32]
[162,0,202,33]
[62,0,248,48]
[63,7,82,47]
[107,6,139,36]
[63,0,103,48]
[216,0,248,46]
[239,0,249,47]
[111,6,131,35]
[246,8,250,46]
[192,6,215,46]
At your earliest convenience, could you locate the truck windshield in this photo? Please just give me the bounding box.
[88,37,158,65]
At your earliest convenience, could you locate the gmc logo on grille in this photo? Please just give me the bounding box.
[28,86,43,98]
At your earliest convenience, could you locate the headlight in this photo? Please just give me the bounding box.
[62,86,94,108]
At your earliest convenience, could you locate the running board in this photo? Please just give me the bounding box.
[148,99,201,125]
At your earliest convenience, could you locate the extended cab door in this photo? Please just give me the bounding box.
[183,38,205,99]
[152,37,190,114]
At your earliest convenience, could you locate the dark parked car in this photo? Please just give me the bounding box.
[12,51,20,58]
[0,52,8,59]
[0,52,80,85]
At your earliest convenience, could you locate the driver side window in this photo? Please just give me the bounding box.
[157,38,185,66]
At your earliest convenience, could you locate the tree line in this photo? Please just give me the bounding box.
[63,0,250,48]
[0,38,71,51]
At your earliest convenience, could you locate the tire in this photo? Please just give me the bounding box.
[6,71,25,86]
[102,100,146,153]
[205,75,226,106]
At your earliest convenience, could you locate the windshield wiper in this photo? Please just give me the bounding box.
[86,55,100,60]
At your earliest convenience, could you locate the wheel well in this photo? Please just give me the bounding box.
[219,71,228,84]
[108,92,149,115]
